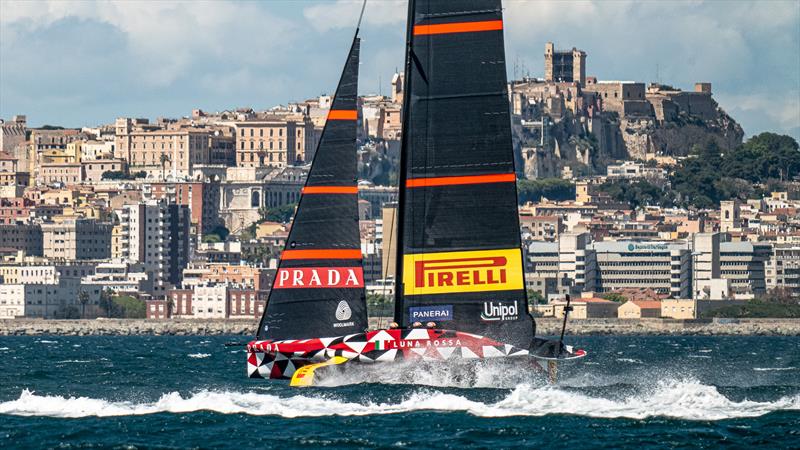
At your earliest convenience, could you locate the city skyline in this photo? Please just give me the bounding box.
[1,0,799,140]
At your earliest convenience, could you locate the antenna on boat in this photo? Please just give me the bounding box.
[356,0,367,32]
[558,294,573,356]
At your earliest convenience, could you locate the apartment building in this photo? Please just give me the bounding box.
[766,244,800,297]
[115,200,190,296]
[114,118,211,178]
[41,219,112,261]
[233,115,314,168]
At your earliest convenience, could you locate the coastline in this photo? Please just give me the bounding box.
[1,317,799,336]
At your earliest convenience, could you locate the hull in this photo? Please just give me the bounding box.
[246,328,582,380]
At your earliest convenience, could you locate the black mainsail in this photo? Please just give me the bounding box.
[394,0,534,349]
[256,33,366,341]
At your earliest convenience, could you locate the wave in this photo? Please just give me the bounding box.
[753,367,796,372]
[2,380,798,421]
[188,353,211,359]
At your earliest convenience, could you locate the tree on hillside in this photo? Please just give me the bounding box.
[78,290,90,319]
[517,178,575,204]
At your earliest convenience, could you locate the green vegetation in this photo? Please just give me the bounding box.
[701,288,800,318]
[99,290,146,318]
[527,290,546,305]
[671,133,799,209]
[517,178,575,204]
[366,293,393,317]
[599,179,674,209]
[263,204,297,224]
[602,293,627,303]
[701,301,800,319]
[102,170,146,180]
[202,225,230,243]
[242,245,272,265]
[112,295,146,318]
[594,133,799,210]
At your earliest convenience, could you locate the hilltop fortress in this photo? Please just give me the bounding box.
[511,42,744,178]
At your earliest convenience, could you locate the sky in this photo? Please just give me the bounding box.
[1,0,798,140]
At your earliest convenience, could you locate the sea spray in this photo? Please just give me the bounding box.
[3,381,798,421]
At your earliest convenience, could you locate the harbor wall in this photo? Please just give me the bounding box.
[1,318,799,336]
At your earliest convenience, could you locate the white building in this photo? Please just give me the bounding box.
[766,244,800,297]
[589,240,691,298]
[606,161,667,181]
[192,284,229,318]
[0,278,102,319]
[81,261,152,295]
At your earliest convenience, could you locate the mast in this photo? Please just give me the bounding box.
[256,24,365,341]
[393,0,416,326]
[392,0,534,348]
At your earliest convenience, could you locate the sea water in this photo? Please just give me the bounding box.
[0,335,798,449]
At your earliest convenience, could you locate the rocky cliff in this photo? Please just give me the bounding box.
[512,82,745,178]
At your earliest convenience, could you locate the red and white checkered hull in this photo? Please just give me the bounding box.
[247,328,532,379]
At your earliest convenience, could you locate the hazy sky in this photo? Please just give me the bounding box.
[1,0,798,140]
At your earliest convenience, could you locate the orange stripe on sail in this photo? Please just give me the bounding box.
[413,20,503,36]
[281,249,362,260]
[327,110,358,120]
[302,186,358,194]
[406,173,516,188]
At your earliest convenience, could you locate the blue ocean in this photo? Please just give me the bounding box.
[1,335,798,449]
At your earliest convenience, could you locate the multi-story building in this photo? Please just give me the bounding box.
[233,114,315,168]
[590,240,691,298]
[144,180,221,235]
[116,200,190,296]
[766,244,800,297]
[525,232,597,297]
[114,118,211,178]
[0,278,102,319]
[0,224,42,256]
[39,162,83,185]
[81,159,126,183]
[80,262,152,295]
[719,241,771,299]
[41,219,112,261]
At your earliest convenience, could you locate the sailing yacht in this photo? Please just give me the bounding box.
[247,0,585,385]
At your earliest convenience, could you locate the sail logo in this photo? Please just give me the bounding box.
[480,301,519,322]
[275,267,364,289]
[335,301,352,321]
[409,305,453,322]
[403,249,524,295]
[333,301,355,328]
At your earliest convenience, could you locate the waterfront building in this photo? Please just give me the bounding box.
[618,300,662,319]
[590,240,691,298]
[0,277,102,319]
[766,244,800,297]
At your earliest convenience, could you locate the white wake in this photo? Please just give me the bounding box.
[1,380,798,421]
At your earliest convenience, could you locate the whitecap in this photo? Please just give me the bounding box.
[35,340,58,344]
[753,367,796,372]
[188,353,211,359]
[616,358,643,364]
[3,380,798,421]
